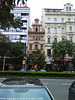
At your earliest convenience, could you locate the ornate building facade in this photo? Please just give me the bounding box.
[41,3,75,62]
[28,18,45,55]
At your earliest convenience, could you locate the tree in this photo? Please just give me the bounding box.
[27,50,46,69]
[0,34,11,57]
[10,41,25,66]
[0,34,11,70]
[0,0,27,30]
[52,40,73,71]
[52,40,73,59]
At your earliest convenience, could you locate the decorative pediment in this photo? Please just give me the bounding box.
[61,35,66,37]
[54,35,58,38]
[47,35,51,38]
[32,42,41,45]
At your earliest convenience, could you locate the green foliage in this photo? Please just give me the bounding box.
[0,71,75,78]
[10,42,24,57]
[0,34,11,56]
[0,0,26,30]
[27,50,46,66]
[10,42,25,65]
[52,40,73,59]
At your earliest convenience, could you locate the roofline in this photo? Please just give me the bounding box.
[15,6,29,8]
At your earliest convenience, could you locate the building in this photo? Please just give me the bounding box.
[41,3,75,62]
[28,18,45,56]
[1,3,30,47]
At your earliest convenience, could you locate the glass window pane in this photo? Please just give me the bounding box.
[61,18,64,23]
[48,38,50,43]
[54,18,57,23]
[54,38,57,42]
[62,28,64,33]
[48,28,50,33]
[69,26,72,32]
[47,49,51,56]
[48,18,50,22]
[54,28,57,33]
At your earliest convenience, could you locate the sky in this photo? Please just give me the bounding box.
[27,0,75,24]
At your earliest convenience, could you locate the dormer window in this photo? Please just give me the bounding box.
[64,3,73,12]
[69,7,71,11]
[66,7,68,11]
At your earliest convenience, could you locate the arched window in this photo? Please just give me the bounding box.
[69,26,72,32]
[54,27,57,33]
[66,7,68,11]
[69,7,71,11]
[35,45,38,50]
[54,38,57,42]
[48,38,50,43]
[62,38,64,41]
[48,27,50,33]
[68,18,71,22]
[36,27,38,32]
[62,28,64,33]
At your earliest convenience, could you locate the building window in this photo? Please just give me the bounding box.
[14,13,18,18]
[15,35,20,40]
[68,18,71,22]
[69,7,71,11]
[48,27,50,33]
[30,36,33,40]
[54,18,57,23]
[36,27,38,32]
[30,44,32,50]
[69,26,72,32]
[54,27,57,33]
[35,45,38,50]
[62,28,65,33]
[40,36,43,40]
[48,18,50,22]
[48,38,50,43]
[38,36,40,40]
[70,37,72,42]
[47,49,51,57]
[41,45,43,50]
[66,7,68,11]
[54,38,57,42]
[62,38,64,41]
[61,18,64,23]
[33,36,34,40]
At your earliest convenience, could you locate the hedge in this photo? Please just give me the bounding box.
[0,71,75,78]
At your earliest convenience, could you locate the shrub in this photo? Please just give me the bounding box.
[0,71,75,78]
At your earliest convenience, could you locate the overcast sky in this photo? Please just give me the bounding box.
[27,0,75,24]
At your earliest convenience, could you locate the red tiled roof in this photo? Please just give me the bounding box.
[15,6,28,8]
[15,3,29,8]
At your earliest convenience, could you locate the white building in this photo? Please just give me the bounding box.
[41,3,75,62]
[1,3,30,47]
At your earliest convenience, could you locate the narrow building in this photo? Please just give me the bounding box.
[28,18,45,56]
